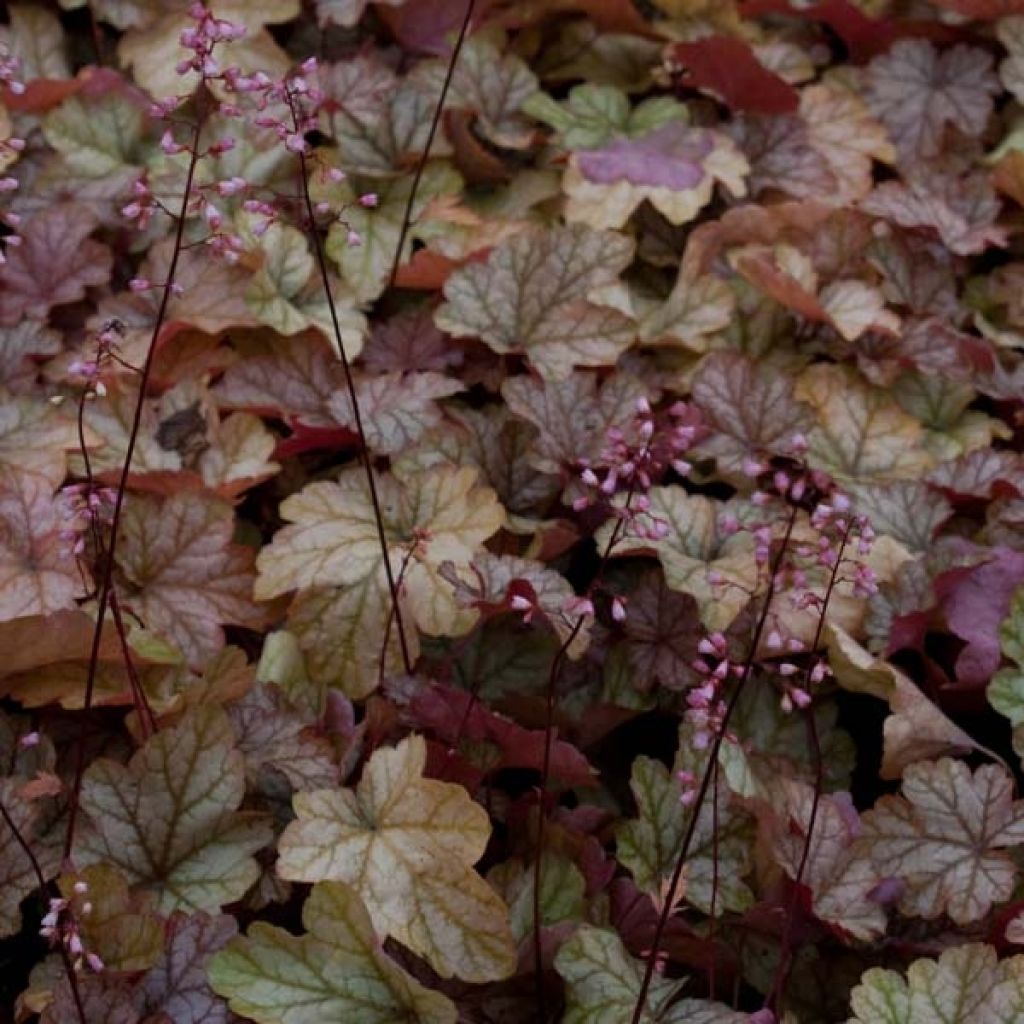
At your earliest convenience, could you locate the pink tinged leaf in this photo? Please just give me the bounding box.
[0,203,112,324]
[576,123,713,190]
[863,39,999,161]
[935,547,1024,686]
[114,492,266,668]
[0,467,87,621]
[361,307,462,374]
[138,912,238,1023]
[860,171,1008,256]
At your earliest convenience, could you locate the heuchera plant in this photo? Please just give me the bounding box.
[3,0,1024,1021]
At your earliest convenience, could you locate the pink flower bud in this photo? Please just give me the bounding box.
[358,192,378,208]
[19,731,40,749]
[129,277,150,292]
[611,596,627,622]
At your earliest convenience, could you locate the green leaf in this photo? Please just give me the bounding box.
[323,164,463,303]
[617,723,754,916]
[76,707,272,914]
[243,218,367,356]
[60,863,164,972]
[847,944,1024,1024]
[988,585,1024,758]
[207,881,457,1024]
[43,93,149,178]
[435,224,636,380]
[797,363,936,482]
[488,851,585,944]
[288,574,417,700]
[524,83,687,150]
[277,734,517,982]
[555,925,748,1024]
[598,487,758,633]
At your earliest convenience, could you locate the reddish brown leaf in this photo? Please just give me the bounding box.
[670,37,798,115]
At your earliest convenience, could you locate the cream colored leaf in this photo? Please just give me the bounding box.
[565,123,748,230]
[826,624,980,779]
[639,273,735,351]
[277,735,516,982]
[802,81,894,203]
[288,572,417,701]
[118,4,296,100]
[0,392,81,484]
[819,279,901,342]
[323,164,463,303]
[848,944,1024,1024]
[256,464,503,636]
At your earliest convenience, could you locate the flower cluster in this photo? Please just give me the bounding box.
[0,47,25,262]
[57,483,118,559]
[121,5,376,264]
[40,881,103,974]
[574,397,700,521]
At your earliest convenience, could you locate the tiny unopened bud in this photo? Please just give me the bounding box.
[358,192,378,208]
[19,731,40,749]
[611,596,627,622]
[129,277,150,292]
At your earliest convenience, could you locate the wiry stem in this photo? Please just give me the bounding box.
[762,524,851,1015]
[532,484,641,1021]
[386,0,477,292]
[64,98,207,863]
[630,504,800,1024]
